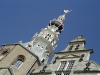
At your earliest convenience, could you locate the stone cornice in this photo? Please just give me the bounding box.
[31,72,52,75]
[69,40,86,44]
[54,49,93,54]
[55,70,71,72]
[73,70,100,73]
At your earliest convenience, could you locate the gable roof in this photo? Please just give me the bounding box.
[69,35,86,44]
[2,43,41,65]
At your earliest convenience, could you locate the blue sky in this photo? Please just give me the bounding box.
[0,0,100,64]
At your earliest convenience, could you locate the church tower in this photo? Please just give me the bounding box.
[22,10,70,64]
[0,10,70,75]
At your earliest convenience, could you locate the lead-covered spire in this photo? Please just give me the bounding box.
[48,10,72,34]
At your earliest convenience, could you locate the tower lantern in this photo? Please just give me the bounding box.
[48,10,71,34]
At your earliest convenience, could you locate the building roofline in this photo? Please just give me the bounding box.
[1,43,41,65]
[31,72,52,75]
[69,40,86,44]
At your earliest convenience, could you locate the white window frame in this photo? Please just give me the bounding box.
[13,58,23,69]
[57,61,67,71]
[65,60,75,70]
[58,60,75,71]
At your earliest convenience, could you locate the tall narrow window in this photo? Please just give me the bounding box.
[59,61,67,71]
[0,48,10,60]
[66,61,74,70]
[13,58,23,68]
[68,45,73,51]
[12,55,25,68]
[75,44,80,50]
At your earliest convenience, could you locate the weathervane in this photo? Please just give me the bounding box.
[64,10,72,14]
[62,10,72,18]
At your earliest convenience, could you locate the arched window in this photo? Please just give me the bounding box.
[13,58,23,68]
[0,48,10,61]
[12,55,25,68]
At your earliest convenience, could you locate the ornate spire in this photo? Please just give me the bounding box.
[48,10,72,34]
[22,10,71,64]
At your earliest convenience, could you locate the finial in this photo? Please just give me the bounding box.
[63,10,72,17]
[57,10,72,23]
[18,40,22,44]
[78,35,83,38]
[64,10,72,14]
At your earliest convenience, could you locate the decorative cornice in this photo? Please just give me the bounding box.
[55,70,71,73]
[69,40,86,44]
[73,70,100,73]
[31,72,52,75]
[54,49,93,54]
[58,54,80,59]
